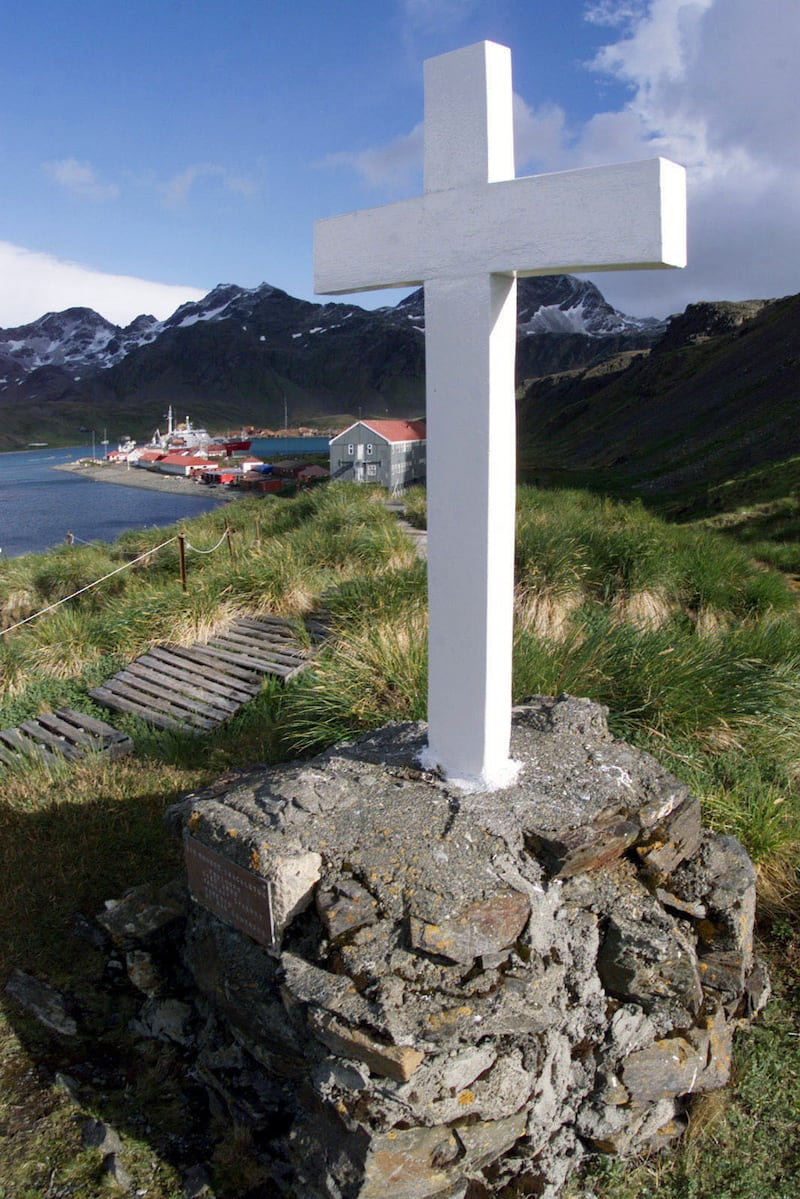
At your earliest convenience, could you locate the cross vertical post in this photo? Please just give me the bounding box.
[422,42,520,788]
[314,41,686,790]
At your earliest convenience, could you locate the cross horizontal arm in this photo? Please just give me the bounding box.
[314,157,686,295]
[315,195,426,294]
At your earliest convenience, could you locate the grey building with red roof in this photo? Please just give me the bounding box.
[329,419,427,492]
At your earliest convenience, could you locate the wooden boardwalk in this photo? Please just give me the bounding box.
[0,708,133,770]
[89,614,325,734]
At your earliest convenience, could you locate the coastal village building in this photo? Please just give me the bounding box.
[329,419,426,492]
[154,451,217,478]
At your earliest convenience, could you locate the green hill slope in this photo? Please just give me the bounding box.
[518,293,800,517]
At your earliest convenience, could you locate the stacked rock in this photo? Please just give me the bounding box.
[101,697,769,1198]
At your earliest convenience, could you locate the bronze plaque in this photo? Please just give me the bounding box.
[184,836,275,950]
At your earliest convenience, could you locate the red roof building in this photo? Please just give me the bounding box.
[330,419,426,492]
[155,452,217,477]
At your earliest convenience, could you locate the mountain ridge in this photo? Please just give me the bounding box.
[0,276,663,448]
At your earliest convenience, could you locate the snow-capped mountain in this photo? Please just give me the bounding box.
[389,276,662,339]
[0,308,161,378]
[0,276,666,445]
[516,275,663,337]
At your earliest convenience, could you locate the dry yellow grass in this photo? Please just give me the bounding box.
[514,587,583,642]
[612,587,676,630]
[0,588,36,626]
[695,607,731,637]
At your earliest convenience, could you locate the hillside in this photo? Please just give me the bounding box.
[517,292,800,515]
[0,276,661,449]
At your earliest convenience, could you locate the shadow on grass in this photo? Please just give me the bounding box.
[0,754,224,1197]
[0,676,314,1199]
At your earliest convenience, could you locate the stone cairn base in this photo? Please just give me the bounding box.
[100,697,769,1198]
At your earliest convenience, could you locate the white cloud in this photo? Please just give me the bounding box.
[0,242,205,328]
[513,95,571,173]
[322,122,424,190]
[159,163,258,207]
[402,0,478,36]
[574,0,800,314]
[226,174,259,197]
[44,158,120,202]
[160,163,225,207]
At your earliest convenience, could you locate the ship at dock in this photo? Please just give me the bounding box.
[108,407,251,463]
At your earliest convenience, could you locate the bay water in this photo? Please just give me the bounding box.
[0,438,329,559]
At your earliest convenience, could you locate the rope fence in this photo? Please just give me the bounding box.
[0,523,236,637]
[184,529,231,555]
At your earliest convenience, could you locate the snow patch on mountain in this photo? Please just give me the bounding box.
[524,302,593,335]
[175,302,233,328]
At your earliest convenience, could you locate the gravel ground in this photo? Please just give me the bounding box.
[54,460,233,498]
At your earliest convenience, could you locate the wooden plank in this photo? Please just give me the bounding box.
[139,650,255,705]
[208,629,307,660]
[202,643,303,679]
[225,623,309,653]
[89,685,189,732]
[0,739,22,766]
[82,606,325,749]
[108,673,218,728]
[231,618,307,637]
[123,661,238,718]
[56,708,129,743]
[185,642,296,680]
[208,631,308,669]
[218,626,309,658]
[96,677,208,730]
[233,615,300,635]
[36,711,105,749]
[51,710,134,759]
[231,618,300,641]
[163,642,267,685]
[123,659,234,715]
[18,721,83,760]
[229,629,308,655]
[148,642,261,690]
[0,728,58,765]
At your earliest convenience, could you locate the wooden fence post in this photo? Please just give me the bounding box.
[178,534,187,592]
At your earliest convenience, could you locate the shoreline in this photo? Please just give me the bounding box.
[54,460,236,499]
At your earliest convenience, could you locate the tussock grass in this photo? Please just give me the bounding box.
[281,610,429,755]
[515,585,584,641]
[325,560,428,627]
[402,485,429,529]
[515,487,795,619]
[611,587,676,630]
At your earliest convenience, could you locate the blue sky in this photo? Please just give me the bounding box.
[2,0,798,327]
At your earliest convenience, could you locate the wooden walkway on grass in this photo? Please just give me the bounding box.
[89,613,326,735]
[0,709,133,770]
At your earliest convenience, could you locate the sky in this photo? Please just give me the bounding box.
[2,0,798,328]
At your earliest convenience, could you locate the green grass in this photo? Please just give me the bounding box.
[1,480,800,1197]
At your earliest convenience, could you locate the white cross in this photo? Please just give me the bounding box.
[315,41,686,790]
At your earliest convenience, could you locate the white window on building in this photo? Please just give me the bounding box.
[348,443,354,455]
[366,444,373,455]
[366,464,377,478]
